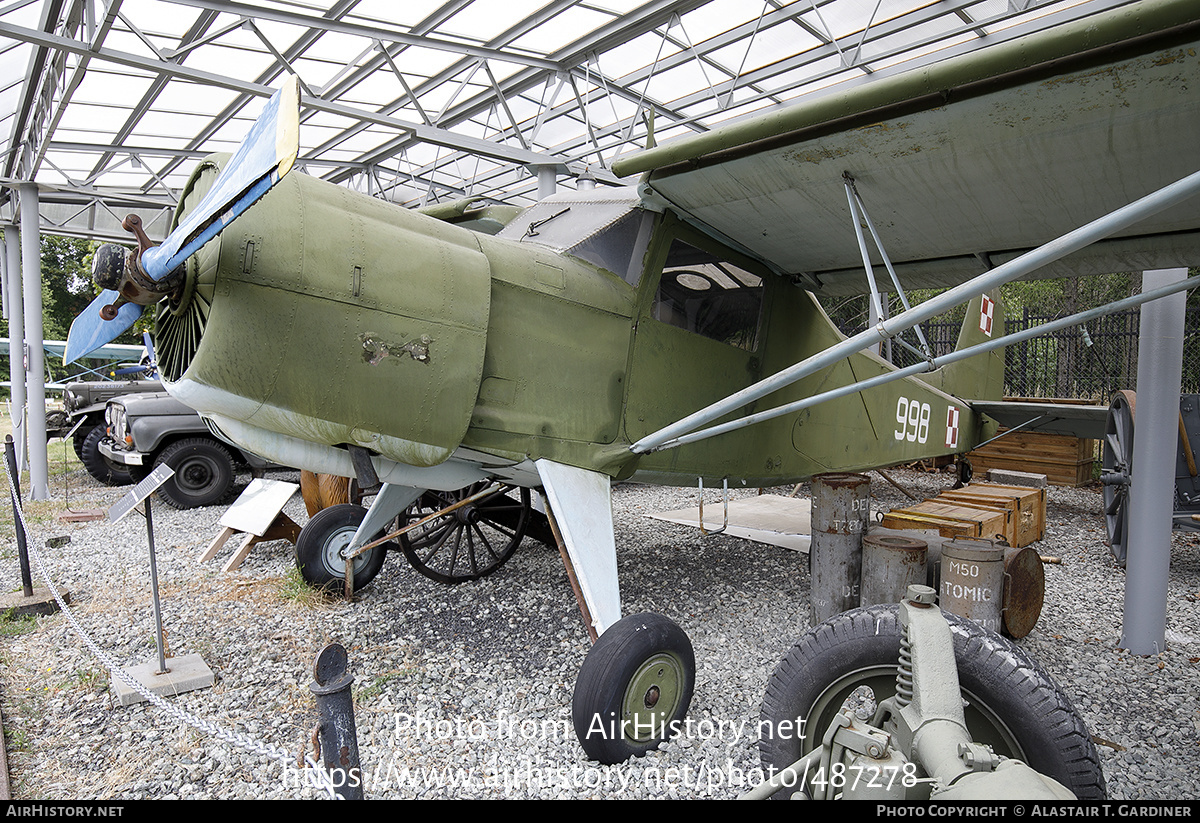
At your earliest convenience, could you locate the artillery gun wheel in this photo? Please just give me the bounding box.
[759,604,1106,800]
[296,503,390,592]
[399,484,531,583]
[79,425,134,486]
[572,612,695,765]
[1101,390,1136,566]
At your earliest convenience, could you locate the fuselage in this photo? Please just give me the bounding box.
[157,156,997,492]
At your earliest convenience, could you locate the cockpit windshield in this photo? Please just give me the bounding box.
[498,187,651,284]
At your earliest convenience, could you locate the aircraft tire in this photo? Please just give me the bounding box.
[759,604,1106,800]
[152,437,235,509]
[295,503,389,592]
[79,425,134,486]
[571,612,695,765]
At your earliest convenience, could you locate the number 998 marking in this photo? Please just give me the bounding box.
[894,397,931,444]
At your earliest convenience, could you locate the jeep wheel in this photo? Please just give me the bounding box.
[79,425,135,486]
[71,424,90,461]
[153,438,236,509]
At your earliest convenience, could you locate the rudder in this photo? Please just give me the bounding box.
[924,290,1006,402]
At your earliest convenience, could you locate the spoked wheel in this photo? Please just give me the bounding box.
[1101,390,1136,566]
[296,503,390,592]
[572,612,696,765]
[759,605,1106,800]
[399,483,531,583]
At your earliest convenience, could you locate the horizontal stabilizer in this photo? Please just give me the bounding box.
[970,399,1109,441]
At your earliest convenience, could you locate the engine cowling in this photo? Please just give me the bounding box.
[156,155,492,470]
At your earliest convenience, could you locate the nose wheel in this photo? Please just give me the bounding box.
[571,612,695,764]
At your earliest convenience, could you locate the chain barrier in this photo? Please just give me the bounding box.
[1,454,344,799]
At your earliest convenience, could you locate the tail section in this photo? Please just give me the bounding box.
[925,290,1006,402]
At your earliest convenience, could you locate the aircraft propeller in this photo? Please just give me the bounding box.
[62,76,301,366]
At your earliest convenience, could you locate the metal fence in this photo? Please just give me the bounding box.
[830,302,1200,402]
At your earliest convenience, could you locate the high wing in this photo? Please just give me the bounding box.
[2,338,144,363]
[612,0,1200,296]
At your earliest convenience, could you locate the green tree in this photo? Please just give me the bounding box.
[2,235,153,386]
[37,235,96,341]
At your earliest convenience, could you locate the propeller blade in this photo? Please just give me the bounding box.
[142,331,160,379]
[62,77,300,366]
[62,291,143,365]
[139,75,300,280]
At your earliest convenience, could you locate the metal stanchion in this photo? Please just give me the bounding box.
[108,464,214,705]
[2,434,66,615]
[310,644,364,799]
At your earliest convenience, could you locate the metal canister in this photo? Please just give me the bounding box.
[1001,545,1045,639]
[810,472,871,625]
[860,533,927,608]
[939,538,1005,633]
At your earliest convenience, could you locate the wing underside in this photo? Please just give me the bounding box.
[616,0,1200,296]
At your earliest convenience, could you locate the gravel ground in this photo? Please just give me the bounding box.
[1,460,1199,800]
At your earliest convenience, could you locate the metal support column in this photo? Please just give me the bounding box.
[537,166,556,200]
[1121,268,1188,654]
[3,225,26,471]
[18,185,46,498]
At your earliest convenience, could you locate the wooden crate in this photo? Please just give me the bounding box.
[880,500,1010,542]
[966,428,1095,487]
[937,482,1047,548]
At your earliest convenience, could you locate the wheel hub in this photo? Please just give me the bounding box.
[179,460,213,489]
[327,527,366,575]
[622,654,684,743]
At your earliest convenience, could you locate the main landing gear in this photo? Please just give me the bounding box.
[571,612,695,765]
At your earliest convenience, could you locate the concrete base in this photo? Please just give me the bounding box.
[58,509,106,523]
[985,468,1047,488]
[113,653,215,707]
[0,587,68,617]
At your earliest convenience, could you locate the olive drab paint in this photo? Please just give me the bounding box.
[156,152,1007,491]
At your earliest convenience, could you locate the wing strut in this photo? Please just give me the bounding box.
[644,272,1199,452]
[843,171,933,363]
[631,166,1200,454]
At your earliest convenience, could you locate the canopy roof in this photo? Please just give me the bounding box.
[0,0,1143,244]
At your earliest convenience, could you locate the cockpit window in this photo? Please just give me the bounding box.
[652,238,764,351]
[568,209,653,285]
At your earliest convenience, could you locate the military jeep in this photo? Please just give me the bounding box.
[46,366,161,486]
[99,391,277,509]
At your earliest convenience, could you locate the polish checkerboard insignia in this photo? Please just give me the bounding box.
[945,405,960,449]
[979,294,995,336]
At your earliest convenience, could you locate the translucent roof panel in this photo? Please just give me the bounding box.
[0,0,1132,229]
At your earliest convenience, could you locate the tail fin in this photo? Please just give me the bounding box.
[925,290,1006,401]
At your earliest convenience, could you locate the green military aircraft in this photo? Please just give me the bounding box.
[65,0,1200,778]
